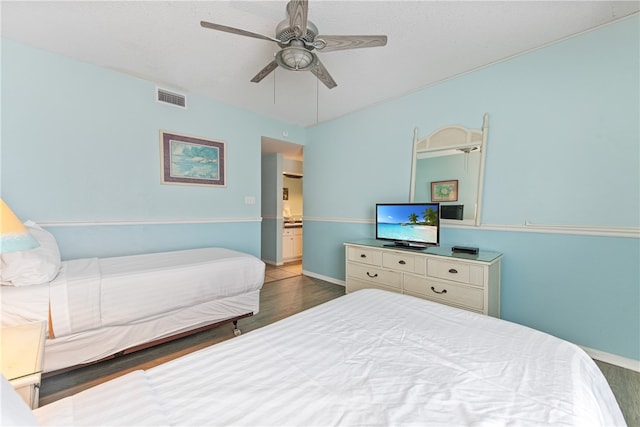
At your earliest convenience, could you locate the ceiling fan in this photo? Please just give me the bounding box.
[200,0,387,89]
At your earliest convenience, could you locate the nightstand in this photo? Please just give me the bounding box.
[1,321,46,409]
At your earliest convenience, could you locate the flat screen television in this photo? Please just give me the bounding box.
[376,202,440,249]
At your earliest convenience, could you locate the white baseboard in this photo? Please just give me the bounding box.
[581,345,640,372]
[302,270,345,287]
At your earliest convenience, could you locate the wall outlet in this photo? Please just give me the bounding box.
[244,196,256,205]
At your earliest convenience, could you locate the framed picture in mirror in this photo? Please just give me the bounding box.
[431,180,458,202]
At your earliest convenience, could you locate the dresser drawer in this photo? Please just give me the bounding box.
[347,246,382,266]
[347,277,402,294]
[283,228,302,236]
[404,275,484,311]
[427,259,484,286]
[382,252,416,273]
[346,263,401,289]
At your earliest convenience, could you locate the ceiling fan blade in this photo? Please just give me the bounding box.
[251,60,279,83]
[200,21,281,44]
[314,35,388,52]
[287,0,308,38]
[310,58,337,89]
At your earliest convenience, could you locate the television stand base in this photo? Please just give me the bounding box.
[383,242,428,250]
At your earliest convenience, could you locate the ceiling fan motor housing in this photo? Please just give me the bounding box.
[275,19,318,49]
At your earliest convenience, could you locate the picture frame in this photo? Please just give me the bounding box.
[160,131,225,187]
[431,180,458,202]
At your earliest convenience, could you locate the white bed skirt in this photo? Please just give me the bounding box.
[44,290,259,373]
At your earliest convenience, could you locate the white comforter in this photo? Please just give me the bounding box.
[34,289,626,426]
[1,248,265,337]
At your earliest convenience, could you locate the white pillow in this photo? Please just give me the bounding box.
[1,221,61,286]
[1,375,39,426]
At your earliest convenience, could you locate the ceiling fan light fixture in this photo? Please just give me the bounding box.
[276,46,316,71]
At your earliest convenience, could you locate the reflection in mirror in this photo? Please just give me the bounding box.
[410,114,488,226]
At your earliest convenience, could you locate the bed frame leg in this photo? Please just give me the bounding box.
[233,320,242,336]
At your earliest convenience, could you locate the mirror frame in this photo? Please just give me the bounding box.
[409,113,489,226]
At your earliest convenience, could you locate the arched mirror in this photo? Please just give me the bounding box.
[410,114,489,226]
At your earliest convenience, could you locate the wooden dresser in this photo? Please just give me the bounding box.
[344,240,502,317]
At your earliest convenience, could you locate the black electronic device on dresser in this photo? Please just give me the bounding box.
[452,245,479,255]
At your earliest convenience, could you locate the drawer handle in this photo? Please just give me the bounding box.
[431,286,447,295]
[360,254,367,258]
[448,268,458,274]
[366,272,378,278]
[398,260,406,265]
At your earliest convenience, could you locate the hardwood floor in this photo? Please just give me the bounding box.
[595,360,640,427]
[264,260,302,283]
[39,274,638,426]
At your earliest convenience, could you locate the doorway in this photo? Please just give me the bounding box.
[260,137,304,270]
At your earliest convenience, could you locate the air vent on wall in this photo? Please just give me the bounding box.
[156,88,186,108]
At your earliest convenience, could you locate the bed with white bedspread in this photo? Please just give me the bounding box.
[19,289,625,426]
[1,222,265,373]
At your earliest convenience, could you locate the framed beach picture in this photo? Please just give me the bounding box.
[431,180,458,202]
[160,131,226,187]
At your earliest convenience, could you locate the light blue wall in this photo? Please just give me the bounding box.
[50,222,262,260]
[1,38,305,259]
[1,16,638,363]
[303,16,640,361]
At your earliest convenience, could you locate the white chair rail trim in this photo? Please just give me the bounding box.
[37,217,263,227]
[302,217,640,239]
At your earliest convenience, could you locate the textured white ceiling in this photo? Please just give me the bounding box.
[2,1,638,128]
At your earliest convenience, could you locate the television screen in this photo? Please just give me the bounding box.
[376,203,440,248]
